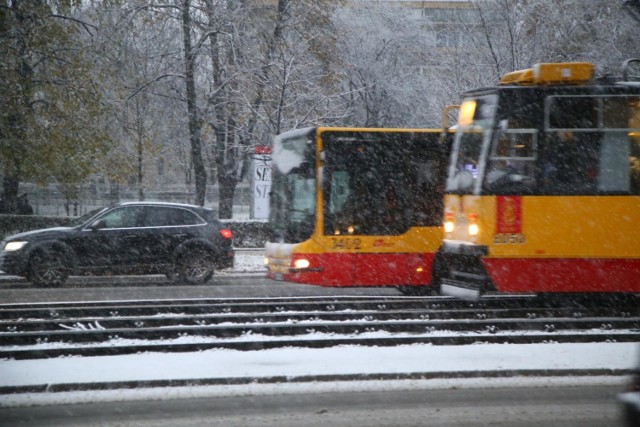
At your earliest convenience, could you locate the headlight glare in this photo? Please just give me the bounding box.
[4,241,27,252]
[293,258,310,269]
[444,221,454,233]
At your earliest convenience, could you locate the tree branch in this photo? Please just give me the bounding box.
[127,74,185,101]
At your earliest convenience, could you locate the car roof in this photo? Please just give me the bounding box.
[116,201,212,211]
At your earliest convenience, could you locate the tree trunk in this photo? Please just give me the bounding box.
[1,3,31,214]
[137,134,144,201]
[135,98,145,201]
[204,3,238,218]
[182,0,207,206]
[1,175,20,214]
[218,176,236,219]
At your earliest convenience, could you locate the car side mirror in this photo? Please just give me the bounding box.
[89,219,106,230]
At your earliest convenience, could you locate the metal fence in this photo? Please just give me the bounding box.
[16,183,252,219]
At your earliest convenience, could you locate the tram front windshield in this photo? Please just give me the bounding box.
[269,131,316,243]
[446,95,497,194]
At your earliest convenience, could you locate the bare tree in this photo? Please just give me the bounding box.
[201,0,345,218]
[334,1,445,127]
[458,0,639,83]
[89,2,189,202]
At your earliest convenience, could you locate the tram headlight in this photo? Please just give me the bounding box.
[293,258,310,269]
[468,213,479,237]
[444,212,455,233]
[459,100,477,127]
[444,221,455,233]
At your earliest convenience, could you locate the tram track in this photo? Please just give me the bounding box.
[1,295,638,360]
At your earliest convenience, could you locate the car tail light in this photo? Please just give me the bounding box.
[219,229,233,239]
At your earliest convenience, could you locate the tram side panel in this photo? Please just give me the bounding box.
[448,195,640,293]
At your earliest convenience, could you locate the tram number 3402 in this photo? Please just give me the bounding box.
[493,233,526,244]
[330,237,363,250]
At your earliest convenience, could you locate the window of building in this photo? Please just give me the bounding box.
[436,31,459,48]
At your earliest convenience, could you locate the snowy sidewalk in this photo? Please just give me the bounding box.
[0,342,637,397]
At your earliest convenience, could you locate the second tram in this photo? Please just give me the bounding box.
[439,60,640,299]
[265,127,450,294]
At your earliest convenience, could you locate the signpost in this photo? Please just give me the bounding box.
[250,145,272,219]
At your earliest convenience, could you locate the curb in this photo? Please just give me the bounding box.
[0,369,632,395]
[0,271,266,283]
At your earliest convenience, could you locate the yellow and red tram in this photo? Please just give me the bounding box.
[265,127,451,294]
[439,60,640,299]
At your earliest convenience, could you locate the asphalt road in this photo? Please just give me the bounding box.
[0,273,402,304]
[0,385,626,427]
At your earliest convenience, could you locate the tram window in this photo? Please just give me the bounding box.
[448,132,482,193]
[603,98,630,128]
[323,132,443,235]
[599,97,640,194]
[541,95,640,195]
[631,138,640,194]
[288,174,315,220]
[598,132,630,192]
[413,159,445,226]
[548,97,597,129]
[324,145,411,236]
[328,171,350,214]
[540,131,600,194]
[484,130,537,193]
[539,131,640,195]
[494,131,535,159]
[631,98,640,194]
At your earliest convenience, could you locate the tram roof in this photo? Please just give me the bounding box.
[462,60,640,97]
[463,80,640,98]
[275,127,447,142]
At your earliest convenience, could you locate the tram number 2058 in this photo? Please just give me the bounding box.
[330,237,362,250]
[493,233,526,244]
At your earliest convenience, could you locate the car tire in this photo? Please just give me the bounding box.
[27,250,69,287]
[176,250,215,285]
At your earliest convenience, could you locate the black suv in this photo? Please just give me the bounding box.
[0,202,234,286]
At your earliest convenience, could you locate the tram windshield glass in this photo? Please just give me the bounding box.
[446,95,497,194]
[447,93,640,195]
[269,130,316,243]
[322,131,445,236]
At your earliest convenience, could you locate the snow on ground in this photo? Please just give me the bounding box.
[228,249,266,272]
[0,342,636,407]
[2,342,636,388]
[1,250,638,407]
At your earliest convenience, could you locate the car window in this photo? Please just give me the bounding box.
[143,206,202,227]
[71,207,108,226]
[98,206,145,229]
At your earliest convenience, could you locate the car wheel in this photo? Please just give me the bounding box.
[28,250,69,287]
[176,250,214,285]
